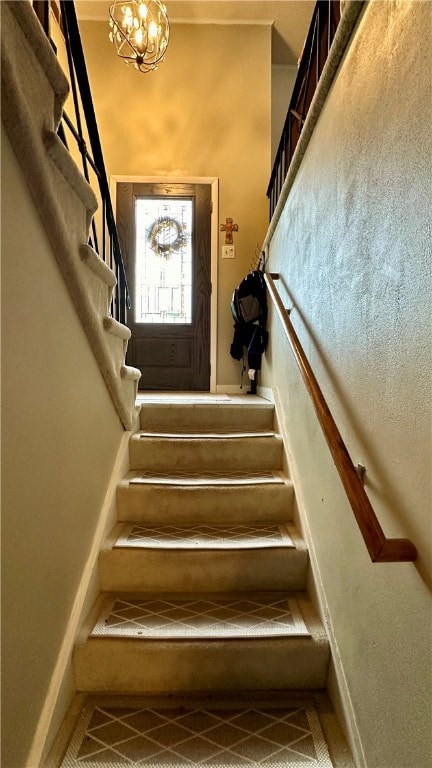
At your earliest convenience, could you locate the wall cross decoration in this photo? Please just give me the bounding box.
[220,217,238,244]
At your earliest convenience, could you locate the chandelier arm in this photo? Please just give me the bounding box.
[109,9,139,53]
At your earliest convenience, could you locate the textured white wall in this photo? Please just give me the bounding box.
[262,2,432,766]
[1,127,129,767]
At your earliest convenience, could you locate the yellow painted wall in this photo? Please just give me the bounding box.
[79,19,272,387]
[262,2,432,766]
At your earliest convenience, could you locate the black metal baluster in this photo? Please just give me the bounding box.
[59,1,131,316]
[266,1,341,218]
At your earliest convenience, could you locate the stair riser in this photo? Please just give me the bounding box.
[116,483,294,523]
[99,549,308,592]
[129,436,283,472]
[140,404,275,433]
[105,333,129,376]
[81,268,113,316]
[74,638,329,693]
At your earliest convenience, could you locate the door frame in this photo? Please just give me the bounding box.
[111,175,219,393]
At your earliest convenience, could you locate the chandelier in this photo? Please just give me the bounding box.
[108,1,169,73]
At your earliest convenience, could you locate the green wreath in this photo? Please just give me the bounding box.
[147,216,187,259]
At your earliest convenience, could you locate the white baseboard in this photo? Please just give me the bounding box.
[215,384,246,394]
[257,385,274,402]
[216,384,274,398]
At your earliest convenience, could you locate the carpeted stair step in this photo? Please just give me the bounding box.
[120,365,142,405]
[102,316,132,379]
[79,244,116,315]
[73,592,329,693]
[140,401,275,433]
[98,522,308,592]
[129,431,284,472]
[116,470,294,523]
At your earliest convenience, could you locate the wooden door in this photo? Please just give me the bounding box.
[116,182,211,390]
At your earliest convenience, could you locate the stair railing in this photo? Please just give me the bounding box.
[265,272,417,563]
[267,0,341,220]
[33,0,131,324]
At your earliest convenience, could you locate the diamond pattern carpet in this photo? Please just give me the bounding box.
[91,597,309,639]
[115,524,293,549]
[61,699,333,767]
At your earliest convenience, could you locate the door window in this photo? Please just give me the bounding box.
[135,197,193,325]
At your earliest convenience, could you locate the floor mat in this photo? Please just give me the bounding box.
[60,698,333,767]
[114,524,294,550]
[91,597,309,639]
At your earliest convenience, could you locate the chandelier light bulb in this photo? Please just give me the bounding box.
[135,27,144,50]
[148,20,158,40]
[108,0,170,73]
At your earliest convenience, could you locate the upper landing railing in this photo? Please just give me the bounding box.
[267,0,341,220]
[32,0,131,324]
[264,273,417,564]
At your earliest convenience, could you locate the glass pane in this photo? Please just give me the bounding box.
[135,197,193,324]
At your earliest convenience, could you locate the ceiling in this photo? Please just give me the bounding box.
[75,0,315,65]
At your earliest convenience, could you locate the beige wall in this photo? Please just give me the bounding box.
[79,20,271,387]
[1,127,129,767]
[262,2,431,766]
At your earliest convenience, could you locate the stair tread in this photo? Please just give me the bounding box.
[111,522,296,550]
[90,593,310,640]
[117,471,294,525]
[124,469,288,486]
[136,430,277,439]
[138,396,273,404]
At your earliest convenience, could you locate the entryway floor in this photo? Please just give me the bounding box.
[136,393,270,405]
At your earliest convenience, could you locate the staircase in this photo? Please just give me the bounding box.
[1,1,140,430]
[73,398,329,694]
[42,394,361,768]
[46,397,357,767]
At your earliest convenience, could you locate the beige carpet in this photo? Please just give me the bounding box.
[60,697,333,767]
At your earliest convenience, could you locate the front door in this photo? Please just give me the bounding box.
[116,182,211,390]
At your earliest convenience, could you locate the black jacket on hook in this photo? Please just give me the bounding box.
[230,269,268,370]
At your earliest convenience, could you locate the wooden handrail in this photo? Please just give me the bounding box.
[265,273,417,563]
